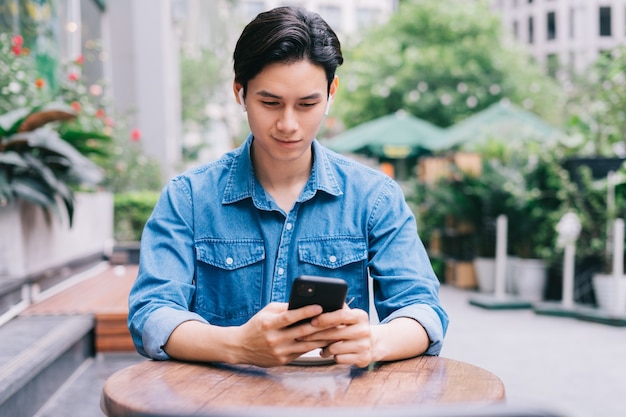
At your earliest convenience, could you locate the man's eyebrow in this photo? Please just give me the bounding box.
[255,90,323,100]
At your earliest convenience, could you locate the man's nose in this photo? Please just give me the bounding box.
[276,107,298,132]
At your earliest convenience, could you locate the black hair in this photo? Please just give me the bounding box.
[233,6,343,95]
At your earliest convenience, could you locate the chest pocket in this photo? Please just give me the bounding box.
[196,239,265,270]
[194,239,265,325]
[298,236,367,269]
[297,236,368,308]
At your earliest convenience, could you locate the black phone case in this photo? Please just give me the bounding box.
[287,275,348,313]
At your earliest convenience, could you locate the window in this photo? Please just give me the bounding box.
[528,16,534,44]
[241,1,265,21]
[569,7,575,39]
[599,6,612,37]
[356,8,376,29]
[547,11,556,40]
[546,53,559,78]
[318,5,342,32]
[513,20,519,39]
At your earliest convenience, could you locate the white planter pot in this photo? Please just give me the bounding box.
[474,257,496,293]
[473,256,517,293]
[592,274,626,313]
[0,192,113,279]
[512,258,547,302]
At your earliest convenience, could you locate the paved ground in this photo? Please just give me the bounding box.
[37,283,625,417]
[438,284,626,417]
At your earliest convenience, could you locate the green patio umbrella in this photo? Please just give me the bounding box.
[444,101,563,148]
[321,111,446,159]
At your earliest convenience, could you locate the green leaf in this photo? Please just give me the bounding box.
[0,107,31,136]
[0,151,29,169]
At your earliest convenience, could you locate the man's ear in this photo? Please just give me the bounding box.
[233,82,246,112]
[325,76,339,116]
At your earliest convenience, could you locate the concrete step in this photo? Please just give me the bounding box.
[0,315,94,417]
[34,352,146,417]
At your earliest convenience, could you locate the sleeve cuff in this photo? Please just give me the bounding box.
[142,307,209,360]
[380,304,445,356]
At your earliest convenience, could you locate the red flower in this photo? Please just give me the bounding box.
[105,117,114,127]
[130,128,141,142]
[68,72,79,81]
[71,101,81,112]
[74,55,84,65]
[95,108,106,119]
[35,78,45,89]
[11,35,23,56]
[12,34,23,46]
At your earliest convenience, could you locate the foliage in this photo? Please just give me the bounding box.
[55,57,113,165]
[564,46,626,157]
[180,48,222,126]
[113,191,160,241]
[333,0,564,130]
[0,32,112,225]
[415,142,576,262]
[0,102,103,225]
[0,33,47,113]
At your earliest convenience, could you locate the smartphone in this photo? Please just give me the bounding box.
[287,275,348,325]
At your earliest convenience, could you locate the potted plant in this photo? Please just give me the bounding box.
[505,150,572,301]
[0,102,104,224]
[0,32,114,278]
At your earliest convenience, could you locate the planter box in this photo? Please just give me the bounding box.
[0,192,114,280]
[592,274,626,313]
[512,258,548,302]
[445,259,477,289]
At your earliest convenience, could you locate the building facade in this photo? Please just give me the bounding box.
[491,0,626,75]
[236,0,398,41]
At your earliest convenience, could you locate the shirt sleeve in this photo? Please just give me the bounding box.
[367,177,449,355]
[127,179,202,359]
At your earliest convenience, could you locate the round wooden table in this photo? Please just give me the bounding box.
[101,356,505,417]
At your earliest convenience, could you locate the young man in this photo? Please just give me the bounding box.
[128,6,448,368]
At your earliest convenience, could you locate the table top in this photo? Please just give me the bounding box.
[101,355,505,417]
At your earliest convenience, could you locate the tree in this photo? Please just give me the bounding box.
[564,46,626,157]
[333,0,564,130]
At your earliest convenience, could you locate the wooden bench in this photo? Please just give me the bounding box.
[21,264,138,352]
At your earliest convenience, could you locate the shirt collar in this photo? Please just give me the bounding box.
[222,134,342,206]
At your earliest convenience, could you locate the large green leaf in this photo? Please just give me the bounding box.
[11,177,62,221]
[0,151,29,169]
[0,107,31,137]
[12,129,103,184]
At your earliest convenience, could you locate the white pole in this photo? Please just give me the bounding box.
[562,241,576,309]
[494,215,508,299]
[612,218,625,315]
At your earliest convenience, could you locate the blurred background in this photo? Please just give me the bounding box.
[1,1,626,417]
[4,0,626,303]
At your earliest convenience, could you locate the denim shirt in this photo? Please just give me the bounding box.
[128,135,449,360]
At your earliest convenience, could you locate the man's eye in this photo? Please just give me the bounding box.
[300,102,318,108]
[262,101,279,106]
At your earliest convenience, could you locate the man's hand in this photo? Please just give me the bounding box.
[296,304,373,368]
[234,302,336,367]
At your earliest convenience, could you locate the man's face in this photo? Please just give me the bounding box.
[238,60,334,165]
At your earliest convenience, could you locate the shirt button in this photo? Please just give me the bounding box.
[278,268,284,275]
[286,223,293,230]
[329,255,337,263]
[226,257,234,265]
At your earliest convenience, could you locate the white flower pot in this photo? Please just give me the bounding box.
[0,192,113,279]
[512,258,547,302]
[473,256,517,293]
[473,257,496,293]
[592,273,626,313]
